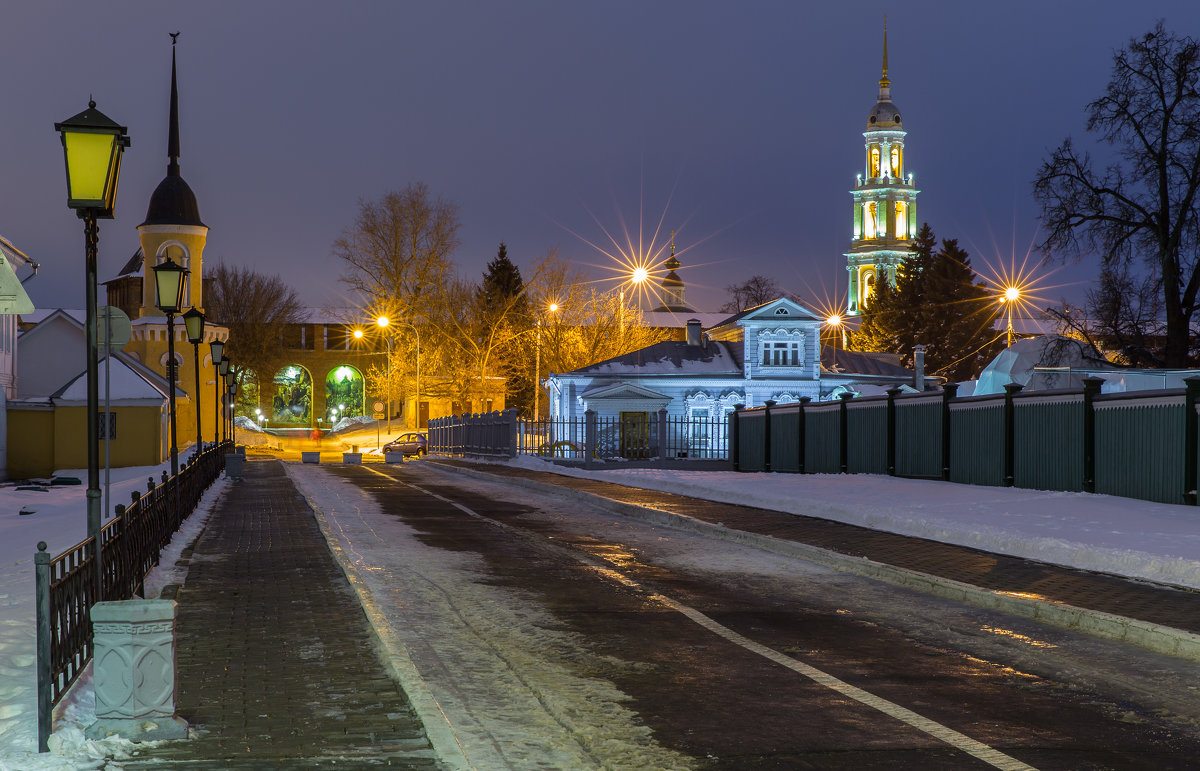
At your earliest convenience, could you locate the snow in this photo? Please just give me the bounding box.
[3,449,1198,767]
[500,456,1200,591]
[0,461,228,769]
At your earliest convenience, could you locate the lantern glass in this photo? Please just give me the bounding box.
[152,257,188,314]
[183,307,205,343]
[54,101,129,216]
[209,339,225,365]
[219,358,231,377]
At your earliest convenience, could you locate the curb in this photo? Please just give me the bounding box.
[429,461,1200,664]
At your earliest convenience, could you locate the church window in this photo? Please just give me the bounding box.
[862,271,876,305]
[869,147,881,178]
[894,201,907,238]
[890,146,901,177]
[864,202,878,239]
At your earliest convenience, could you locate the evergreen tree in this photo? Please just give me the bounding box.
[478,243,534,413]
[854,223,1000,382]
[479,243,527,314]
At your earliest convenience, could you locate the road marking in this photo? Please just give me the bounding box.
[366,466,1037,771]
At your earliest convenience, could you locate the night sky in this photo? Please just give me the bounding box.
[8,2,1200,316]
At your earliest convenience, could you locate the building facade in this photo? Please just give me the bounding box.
[545,298,927,429]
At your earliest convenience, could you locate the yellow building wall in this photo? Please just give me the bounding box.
[7,407,55,479]
[51,405,166,472]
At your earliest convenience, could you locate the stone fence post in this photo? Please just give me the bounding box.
[85,600,188,741]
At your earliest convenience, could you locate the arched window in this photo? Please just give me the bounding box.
[894,201,907,238]
[862,270,876,305]
[272,365,313,424]
[864,202,878,239]
[325,365,365,421]
[890,146,901,178]
[869,146,881,178]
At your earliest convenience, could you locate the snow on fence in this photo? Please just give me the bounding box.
[428,409,730,464]
[732,377,1200,507]
[34,440,231,752]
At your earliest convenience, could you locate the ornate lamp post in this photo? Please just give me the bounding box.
[218,356,231,443]
[227,369,239,445]
[209,339,225,444]
[152,257,188,477]
[55,100,130,602]
[183,307,205,455]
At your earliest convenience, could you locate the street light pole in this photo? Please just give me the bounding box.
[183,308,205,455]
[210,339,224,445]
[153,256,188,477]
[1003,286,1019,347]
[55,100,130,608]
[218,356,231,443]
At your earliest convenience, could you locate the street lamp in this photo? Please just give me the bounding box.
[218,355,231,443]
[55,99,130,604]
[152,256,188,477]
[825,314,844,370]
[1001,286,1020,347]
[375,317,394,434]
[226,371,238,445]
[534,302,560,422]
[619,269,649,350]
[375,316,422,430]
[209,338,225,444]
[183,307,205,455]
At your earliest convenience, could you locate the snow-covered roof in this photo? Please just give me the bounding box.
[52,354,176,404]
[567,339,744,377]
[18,308,85,326]
[821,347,912,378]
[640,311,730,329]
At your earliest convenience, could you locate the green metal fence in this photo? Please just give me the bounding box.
[732,377,1200,509]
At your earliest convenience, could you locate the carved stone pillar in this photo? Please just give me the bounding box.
[85,599,188,741]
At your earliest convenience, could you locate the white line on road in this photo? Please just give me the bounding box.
[373,466,1038,771]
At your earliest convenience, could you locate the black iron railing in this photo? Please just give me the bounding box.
[430,410,730,463]
[35,440,231,751]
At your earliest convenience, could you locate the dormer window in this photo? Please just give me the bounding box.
[774,308,789,315]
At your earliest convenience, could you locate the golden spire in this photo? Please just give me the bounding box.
[880,15,890,88]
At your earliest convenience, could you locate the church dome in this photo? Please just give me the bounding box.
[662,270,683,287]
[867,98,901,128]
[140,174,205,228]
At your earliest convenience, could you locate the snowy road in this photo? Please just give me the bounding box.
[290,462,1200,769]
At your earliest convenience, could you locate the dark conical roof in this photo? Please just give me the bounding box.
[142,175,204,227]
[140,35,206,229]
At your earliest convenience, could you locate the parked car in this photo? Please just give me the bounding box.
[383,432,428,457]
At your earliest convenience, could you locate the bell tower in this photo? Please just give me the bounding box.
[845,20,919,315]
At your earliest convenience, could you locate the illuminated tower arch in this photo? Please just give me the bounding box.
[845,20,920,315]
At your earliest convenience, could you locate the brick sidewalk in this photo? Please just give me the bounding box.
[124,459,439,770]
[439,460,1200,636]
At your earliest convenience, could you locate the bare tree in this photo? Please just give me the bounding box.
[530,254,671,377]
[205,263,306,402]
[720,275,780,314]
[1034,23,1200,366]
[333,183,460,320]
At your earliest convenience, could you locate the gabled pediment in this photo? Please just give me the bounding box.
[740,297,822,323]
